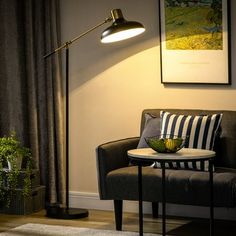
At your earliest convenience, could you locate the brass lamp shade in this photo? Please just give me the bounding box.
[101,9,145,43]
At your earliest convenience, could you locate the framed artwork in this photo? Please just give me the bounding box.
[159,0,231,84]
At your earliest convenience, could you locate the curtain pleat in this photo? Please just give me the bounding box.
[0,0,65,206]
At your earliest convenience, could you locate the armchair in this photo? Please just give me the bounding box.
[96,108,236,230]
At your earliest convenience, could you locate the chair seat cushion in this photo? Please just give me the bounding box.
[106,166,236,207]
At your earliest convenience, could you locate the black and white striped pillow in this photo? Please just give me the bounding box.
[160,111,222,150]
[156,111,222,171]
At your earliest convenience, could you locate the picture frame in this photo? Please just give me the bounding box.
[159,0,231,85]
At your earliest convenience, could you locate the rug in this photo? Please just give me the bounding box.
[0,223,161,236]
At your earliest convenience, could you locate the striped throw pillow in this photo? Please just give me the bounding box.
[156,111,223,171]
[160,111,222,150]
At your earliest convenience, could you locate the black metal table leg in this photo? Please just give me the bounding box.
[138,164,143,236]
[209,159,214,236]
[161,162,166,236]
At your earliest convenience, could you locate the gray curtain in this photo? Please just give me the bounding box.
[0,0,65,205]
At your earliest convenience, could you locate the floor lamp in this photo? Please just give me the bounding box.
[44,9,145,219]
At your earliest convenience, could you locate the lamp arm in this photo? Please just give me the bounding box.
[43,17,112,59]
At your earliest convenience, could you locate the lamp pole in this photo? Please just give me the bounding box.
[65,46,69,211]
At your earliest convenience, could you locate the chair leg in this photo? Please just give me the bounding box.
[152,202,159,218]
[114,200,123,231]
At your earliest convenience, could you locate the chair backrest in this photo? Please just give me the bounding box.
[140,109,236,168]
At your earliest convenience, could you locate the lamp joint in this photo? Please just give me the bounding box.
[105,17,112,23]
[111,9,124,21]
[65,41,72,48]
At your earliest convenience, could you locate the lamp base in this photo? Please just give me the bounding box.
[46,205,89,219]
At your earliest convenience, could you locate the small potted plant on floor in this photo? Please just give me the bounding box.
[0,132,33,207]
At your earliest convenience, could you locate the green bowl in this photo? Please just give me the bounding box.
[145,136,185,153]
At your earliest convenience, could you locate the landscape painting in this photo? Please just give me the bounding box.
[165,0,223,50]
[159,0,230,84]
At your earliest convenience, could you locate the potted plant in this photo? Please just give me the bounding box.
[0,132,33,207]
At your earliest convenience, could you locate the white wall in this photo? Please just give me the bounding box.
[60,0,236,212]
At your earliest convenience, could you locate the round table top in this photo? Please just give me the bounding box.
[127,148,215,162]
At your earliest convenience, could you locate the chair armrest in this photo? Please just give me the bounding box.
[215,136,236,168]
[96,137,139,199]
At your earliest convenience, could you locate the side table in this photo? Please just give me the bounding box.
[127,148,215,236]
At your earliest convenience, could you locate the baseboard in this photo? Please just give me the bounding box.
[69,191,152,214]
[69,191,236,221]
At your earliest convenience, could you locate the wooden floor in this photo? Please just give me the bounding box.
[0,209,236,235]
